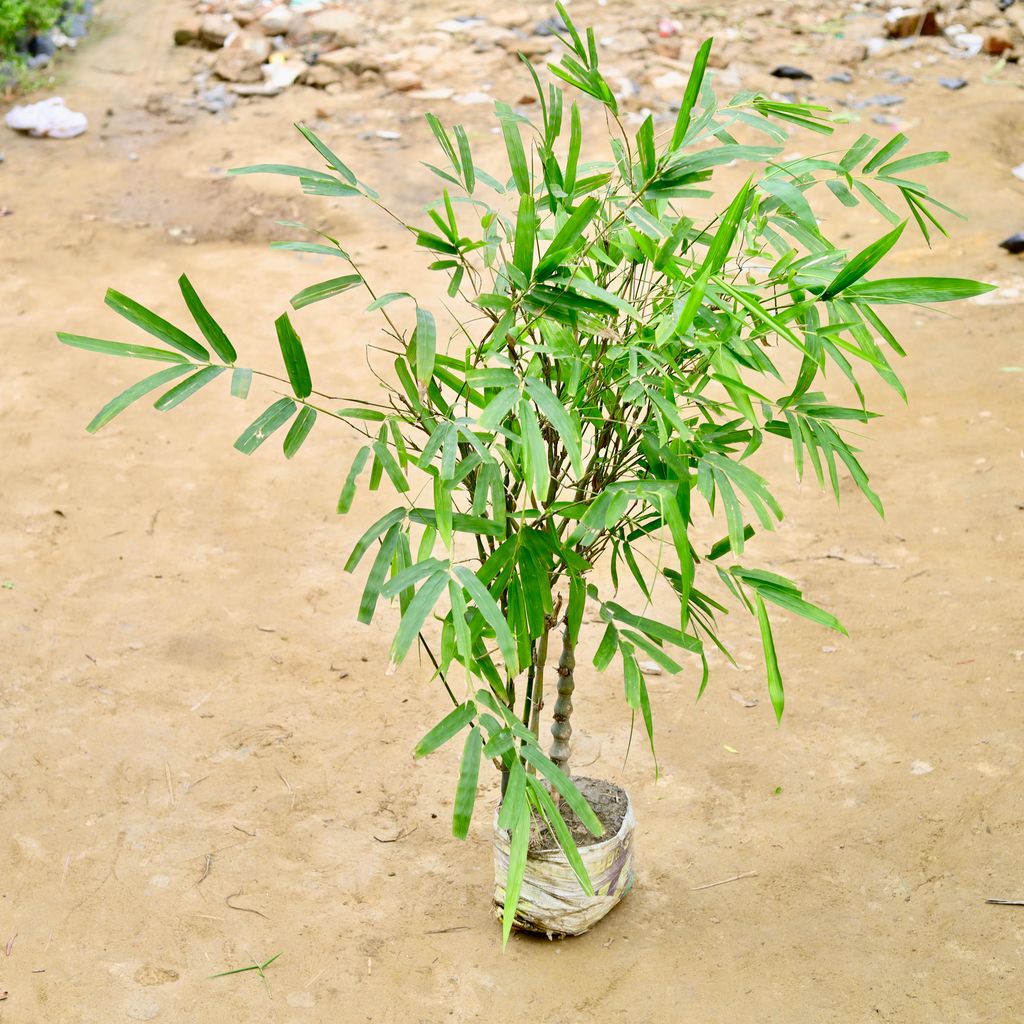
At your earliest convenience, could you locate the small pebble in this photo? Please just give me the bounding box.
[771,65,813,80]
[869,93,905,107]
[999,233,1024,254]
[938,76,967,90]
[881,70,913,85]
[910,760,934,776]
[826,70,853,84]
[1011,162,1024,182]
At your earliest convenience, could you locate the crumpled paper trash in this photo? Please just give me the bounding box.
[5,97,87,139]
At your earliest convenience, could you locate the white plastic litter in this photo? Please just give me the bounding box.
[493,785,636,937]
[5,97,87,139]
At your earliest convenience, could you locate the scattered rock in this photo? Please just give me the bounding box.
[436,17,486,33]
[881,69,913,85]
[383,69,422,92]
[947,27,984,56]
[603,29,649,55]
[826,70,854,83]
[213,32,272,84]
[306,8,364,48]
[28,33,57,57]
[938,75,967,90]
[259,6,293,36]
[869,93,906,107]
[983,31,1016,56]
[997,0,1016,9]
[885,8,940,39]
[1012,163,1024,181]
[771,65,813,80]
[199,13,239,48]
[451,90,492,104]
[173,19,201,46]
[831,39,869,63]
[319,47,380,75]
[999,233,1024,254]
[652,70,688,92]
[408,87,455,100]
[198,83,236,114]
[491,8,531,29]
[300,62,343,88]
[910,760,934,776]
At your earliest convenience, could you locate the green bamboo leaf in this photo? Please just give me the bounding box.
[821,222,906,300]
[228,163,337,181]
[372,439,410,493]
[84,364,193,433]
[518,399,550,503]
[453,124,475,194]
[57,332,189,364]
[178,275,237,364]
[294,122,358,184]
[519,745,603,836]
[233,397,296,455]
[453,565,519,675]
[670,37,713,150]
[526,776,594,895]
[104,289,209,361]
[754,594,785,723]
[337,445,371,514]
[389,569,450,669]
[154,364,226,411]
[524,377,582,476]
[498,758,526,830]
[344,507,406,572]
[513,192,537,279]
[842,277,995,304]
[230,367,252,399]
[290,274,362,311]
[283,406,317,458]
[414,307,436,383]
[274,312,312,399]
[501,798,530,947]
[270,241,350,260]
[452,727,482,840]
[497,103,530,194]
[357,522,403,625]
[414,701,477,757]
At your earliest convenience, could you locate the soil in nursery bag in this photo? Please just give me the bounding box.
[529,777,628,853]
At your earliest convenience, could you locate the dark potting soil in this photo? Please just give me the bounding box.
[528,776,629,853]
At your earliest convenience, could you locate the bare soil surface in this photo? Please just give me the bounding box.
[529,777,630,852]
[2,1,1023,1021]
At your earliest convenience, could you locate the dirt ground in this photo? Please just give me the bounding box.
[2,1,1023,1021]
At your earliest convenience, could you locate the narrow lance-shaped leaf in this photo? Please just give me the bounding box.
[414,701,477,757]
[290,274,362,311]
[104,289,209,361]
[452,727,482,840]
[230,366,252,399]
[754,594,785,723]
[275,312,312,399]
[670,37,713,150]
[84,364,193,433]
[57,332,190,364]
[414,306,436,383]
[388,569,449,670]
[501,799,530,947]
[233,397,297,455]
[454,565,519,675]
[283,405,317,458]
[178,274,237,363]
[154,364,226,411]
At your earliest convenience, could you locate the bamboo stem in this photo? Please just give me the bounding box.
[548,616,576,778]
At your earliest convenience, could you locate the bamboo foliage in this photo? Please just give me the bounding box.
[58,4,992,942]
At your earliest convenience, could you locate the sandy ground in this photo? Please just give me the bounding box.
[2,1,1023,1021]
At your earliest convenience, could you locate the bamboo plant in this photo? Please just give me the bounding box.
[59,5,991,942]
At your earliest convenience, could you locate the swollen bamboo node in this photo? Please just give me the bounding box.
[549,625,576,775]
